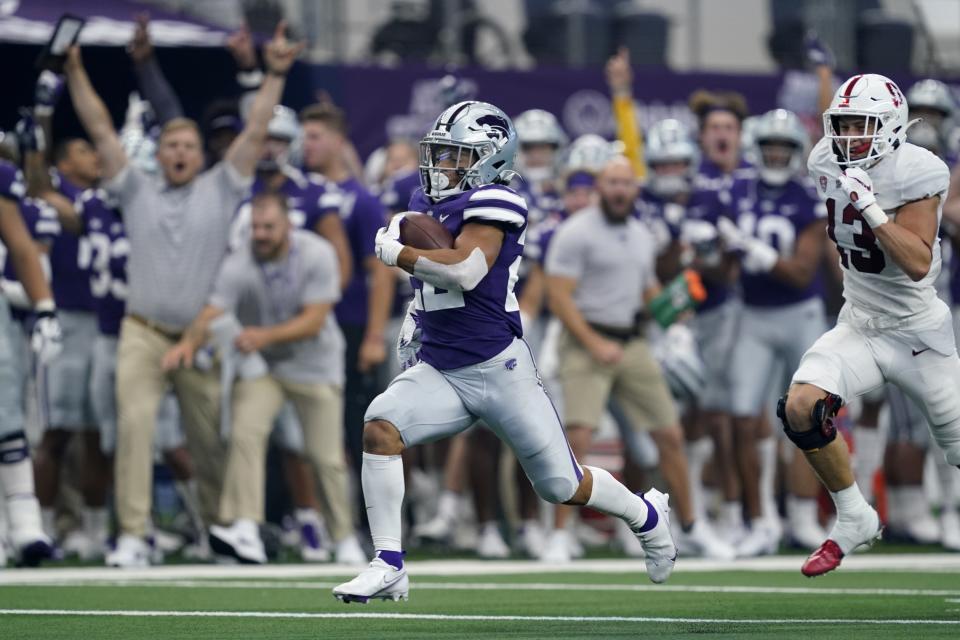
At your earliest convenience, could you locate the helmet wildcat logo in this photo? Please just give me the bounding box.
[473,114,511,145]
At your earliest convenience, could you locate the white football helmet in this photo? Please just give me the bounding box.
[906,79,956,119]
[514,109,568,148]
[644,119,699,198]
[261,105,302,170]
[751,109,809,187]
[419,101,518,200]
[564,134,618,175]
[823,73,914,169]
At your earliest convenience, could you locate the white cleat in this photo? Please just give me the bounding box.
[209,519,267,565]
[614,517,646,558]
[333,557,409,604]
[476,523,510,559]
[540,529,573,564]
[335,535,369,566]
[941,509,960,552]
[677,520,736,561]
[106,534,151,568]
[517,520,546,559]
[412,515,453,543]
[735,521,781,558]
[633,489,677,584]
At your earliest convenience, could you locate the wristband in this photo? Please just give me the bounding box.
[860,202,889,229]
[236,69,264,88]
[35,298,56,314]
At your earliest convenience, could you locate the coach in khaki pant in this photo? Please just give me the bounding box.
[64,25,303,566]
[164,192,350,564]
[544,157,732,562]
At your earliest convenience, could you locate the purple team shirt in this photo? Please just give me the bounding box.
[334,176,387,327]
[78,189,127,336]
[725,175,825,307]
[407,184,527,370]
[50,170,95,312]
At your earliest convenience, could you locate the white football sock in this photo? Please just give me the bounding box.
[82,507,109,541]
[685,437,713,521]
[0,455,35,499]
[435,489,459,524]
[830,483,871,520]
[362,452,404,552]
[934,454,960,510]
[852,426,883,502]
[584,466,648,529]
[41,507,56,539]
[757,437,778,521]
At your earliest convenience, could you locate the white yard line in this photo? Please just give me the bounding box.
[0,609,958,625]
[3,554,960,584]
[8,579,960,599]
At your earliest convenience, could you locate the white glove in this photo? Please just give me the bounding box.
[716,217,746,251]
[396,299,422,371]
[31,310,63,365]
[375,213,406,267]
[742,237,780,274]
[838,168,876,211]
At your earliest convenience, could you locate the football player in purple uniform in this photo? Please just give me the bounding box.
[720,109,829,556]
[0,156,63,566]
[333,101,676,603]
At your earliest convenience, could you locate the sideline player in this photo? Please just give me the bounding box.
[781,73,960,576]
[333,101,676,603]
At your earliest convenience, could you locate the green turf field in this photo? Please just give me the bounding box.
[2,556,959,639]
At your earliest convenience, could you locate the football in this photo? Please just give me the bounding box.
[400,212,455,250]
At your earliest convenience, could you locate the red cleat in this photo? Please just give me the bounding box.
[801,539,844,577]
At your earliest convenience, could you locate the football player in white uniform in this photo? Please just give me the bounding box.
[781,73,959,576]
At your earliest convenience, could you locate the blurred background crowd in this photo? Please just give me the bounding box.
[0,0,959,568]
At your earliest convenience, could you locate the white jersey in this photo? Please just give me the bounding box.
[808,138,950,324]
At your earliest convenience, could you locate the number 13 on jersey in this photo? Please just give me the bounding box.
[825,198,886,274]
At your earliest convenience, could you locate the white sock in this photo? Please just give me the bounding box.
[584,466,648,530]
[0,455,35,499]
[362,452,404,552]
[721,501,743,530]
[41,507,56,539]
[436,489,459,523]
[82,507,108,541]
[829,483,870,520]
[685,437,713,521]
[934,455,960,510]
[885,486,905,527]
[786,496,819,527]
[853,426,883,502]
[757,438,778,521]
[901,486,933,522]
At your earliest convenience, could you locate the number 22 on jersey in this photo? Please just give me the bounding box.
[825,198,886,274]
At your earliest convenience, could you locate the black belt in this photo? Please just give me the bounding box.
[588,322,643,343]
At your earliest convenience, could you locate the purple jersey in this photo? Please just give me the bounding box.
[695,157,753,194]
[408,184,527,370]
[380,170,421,215]
[232,168,341,250]
[511,177,561,227]
[677,188,731,312]
[524,210,570,267]
[0,160,25,203]
[726,174,826,307]
[1,196,61,323]
[333,176,387,327]
[79,189,128,336]
[635,191,683,253]
[49,170,95,312]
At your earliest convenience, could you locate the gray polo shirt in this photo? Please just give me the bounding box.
[209,230,344,385]
[104,161,252,330]
[545,206,658,328]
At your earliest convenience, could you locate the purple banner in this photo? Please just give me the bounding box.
[320,65,833,159]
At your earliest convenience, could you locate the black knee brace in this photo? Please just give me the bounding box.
[777,392,842,451]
